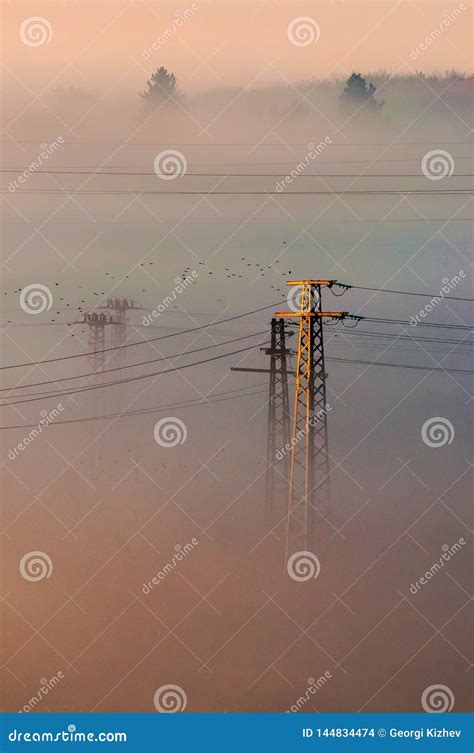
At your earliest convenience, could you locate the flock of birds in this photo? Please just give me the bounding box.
[2,244,296,328]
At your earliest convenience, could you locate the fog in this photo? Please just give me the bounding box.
[1,5,472,716]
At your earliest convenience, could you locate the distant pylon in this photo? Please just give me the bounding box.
[82,312,110,380]
[99,297,142,365]
[263,318,291,525]
[276,281,348,559]
[229,319,292,526]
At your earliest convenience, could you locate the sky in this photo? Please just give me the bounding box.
[1,1,472,95]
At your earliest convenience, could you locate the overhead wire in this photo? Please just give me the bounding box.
[0,300,282,370]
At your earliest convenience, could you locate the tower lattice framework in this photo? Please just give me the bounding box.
[264,317,291,525]
[276,281,346,559]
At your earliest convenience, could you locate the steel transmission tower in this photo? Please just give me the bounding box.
[230,318,292,526]
[99,297,143,365]
[276,280,348,559]
[263,318,291,525]
[77,312,114,380]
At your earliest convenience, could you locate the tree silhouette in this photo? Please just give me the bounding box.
[339,73,383,114]
[140,67,177,102]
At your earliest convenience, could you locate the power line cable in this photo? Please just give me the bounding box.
[3,168,474,178]
[336,284,472,301]
[3,188,472,196]
[0,301,282,370]
[0,330,267,392]
[0,342,269,406]
[0,382,268,430]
